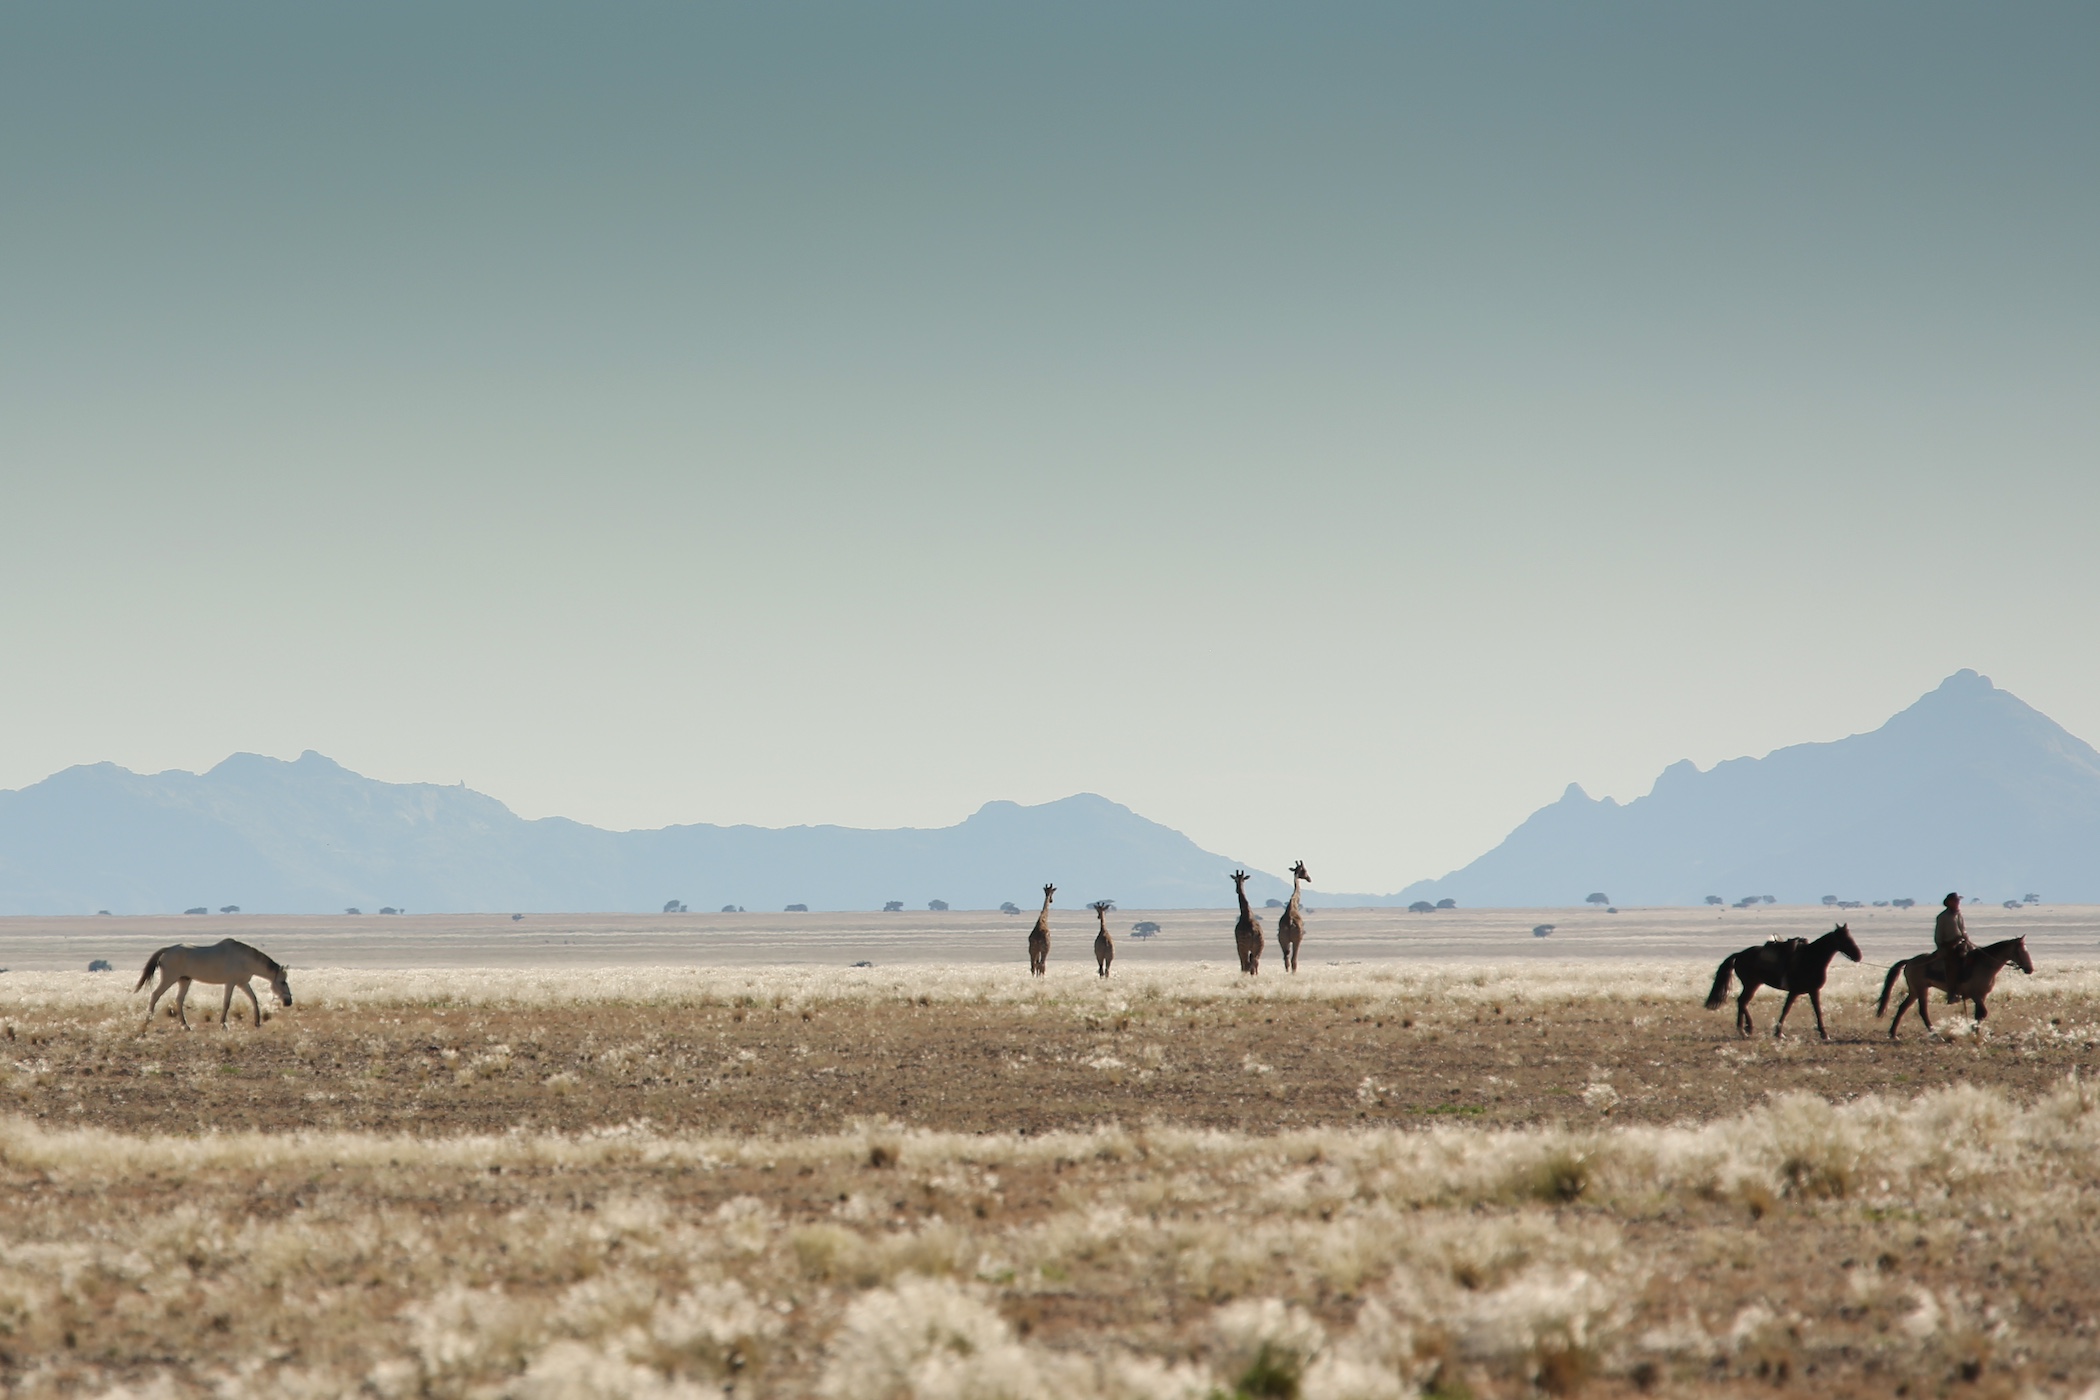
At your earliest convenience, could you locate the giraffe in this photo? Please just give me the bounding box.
[1232,869,1264,974]
[1091,900,1115,977]
[1027,884,1055,975]
[1276,861,1309,972]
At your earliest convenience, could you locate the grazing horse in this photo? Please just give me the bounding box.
[136,939,292,1029]
[1704,924,1862,1039]
[1877,936,2032,1039]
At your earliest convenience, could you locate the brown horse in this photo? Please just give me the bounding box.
[1877,936,2032,1038]
[1703,924,1861,1039]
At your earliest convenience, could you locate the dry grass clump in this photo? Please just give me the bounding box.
[3,1078,2099,1396]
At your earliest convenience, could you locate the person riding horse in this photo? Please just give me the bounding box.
[1935,892,1971,1003]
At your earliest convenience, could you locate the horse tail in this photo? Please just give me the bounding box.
[1876,958,1908,1017]
[1704,954,1736,1010]
[133,947,164,993]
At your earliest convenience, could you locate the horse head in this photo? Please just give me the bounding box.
[270,964,294,1007]
[2010,936,2034,975]
[1830,923,1862,962]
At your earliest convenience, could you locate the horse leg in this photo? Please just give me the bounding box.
[1736,984,1756,1037]
[174,978,193,1029]
[1973,995,1989,1022]
[1809,989,1829,1041]
[1774,990,1801,1038]
[220,983,236,1027]
[241,980,263,1027]
[145,976,171,1026]
[1888,994,1908,1039]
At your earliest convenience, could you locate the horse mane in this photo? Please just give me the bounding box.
[228,938,284,976]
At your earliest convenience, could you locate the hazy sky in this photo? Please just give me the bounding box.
[3,3,2096,891]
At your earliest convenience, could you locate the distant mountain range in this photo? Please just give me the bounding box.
[1394,670,2100,907]
[0,752,1293,914]
[3,670,2090,914]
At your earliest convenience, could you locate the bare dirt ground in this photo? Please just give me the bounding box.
[4,966,2095,1137]
[5,960,2099,1398]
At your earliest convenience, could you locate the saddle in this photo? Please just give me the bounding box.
[1768,935,1806,970]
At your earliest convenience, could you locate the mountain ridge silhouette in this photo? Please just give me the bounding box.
[1394,670,2100,906]
[0,752,1291,914]
[5,671,2090,913]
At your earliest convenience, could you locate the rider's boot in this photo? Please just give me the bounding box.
[1944,952,1964,1004]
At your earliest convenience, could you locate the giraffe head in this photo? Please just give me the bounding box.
[1042,884,1056,902]
[1090,899,1114,925]
[1231,869,1249,889]
[1290,861,1310,884]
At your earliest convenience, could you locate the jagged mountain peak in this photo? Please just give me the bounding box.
[1401,672,2100,907]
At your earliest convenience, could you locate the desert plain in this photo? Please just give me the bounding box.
[3,904,2099,1399]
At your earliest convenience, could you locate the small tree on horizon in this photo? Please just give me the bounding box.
[1705,895,1723,906]
[1585,892,1610,906]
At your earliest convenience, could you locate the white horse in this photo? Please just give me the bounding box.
[135,939,292,1029]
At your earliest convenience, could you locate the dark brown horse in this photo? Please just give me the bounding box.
[1704,924,1862,1039]
[1877,936,2032,1038]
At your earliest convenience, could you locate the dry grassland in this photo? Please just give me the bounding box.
[5,963,2100,1398]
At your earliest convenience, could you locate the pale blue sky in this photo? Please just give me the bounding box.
[2,3,2096,889]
